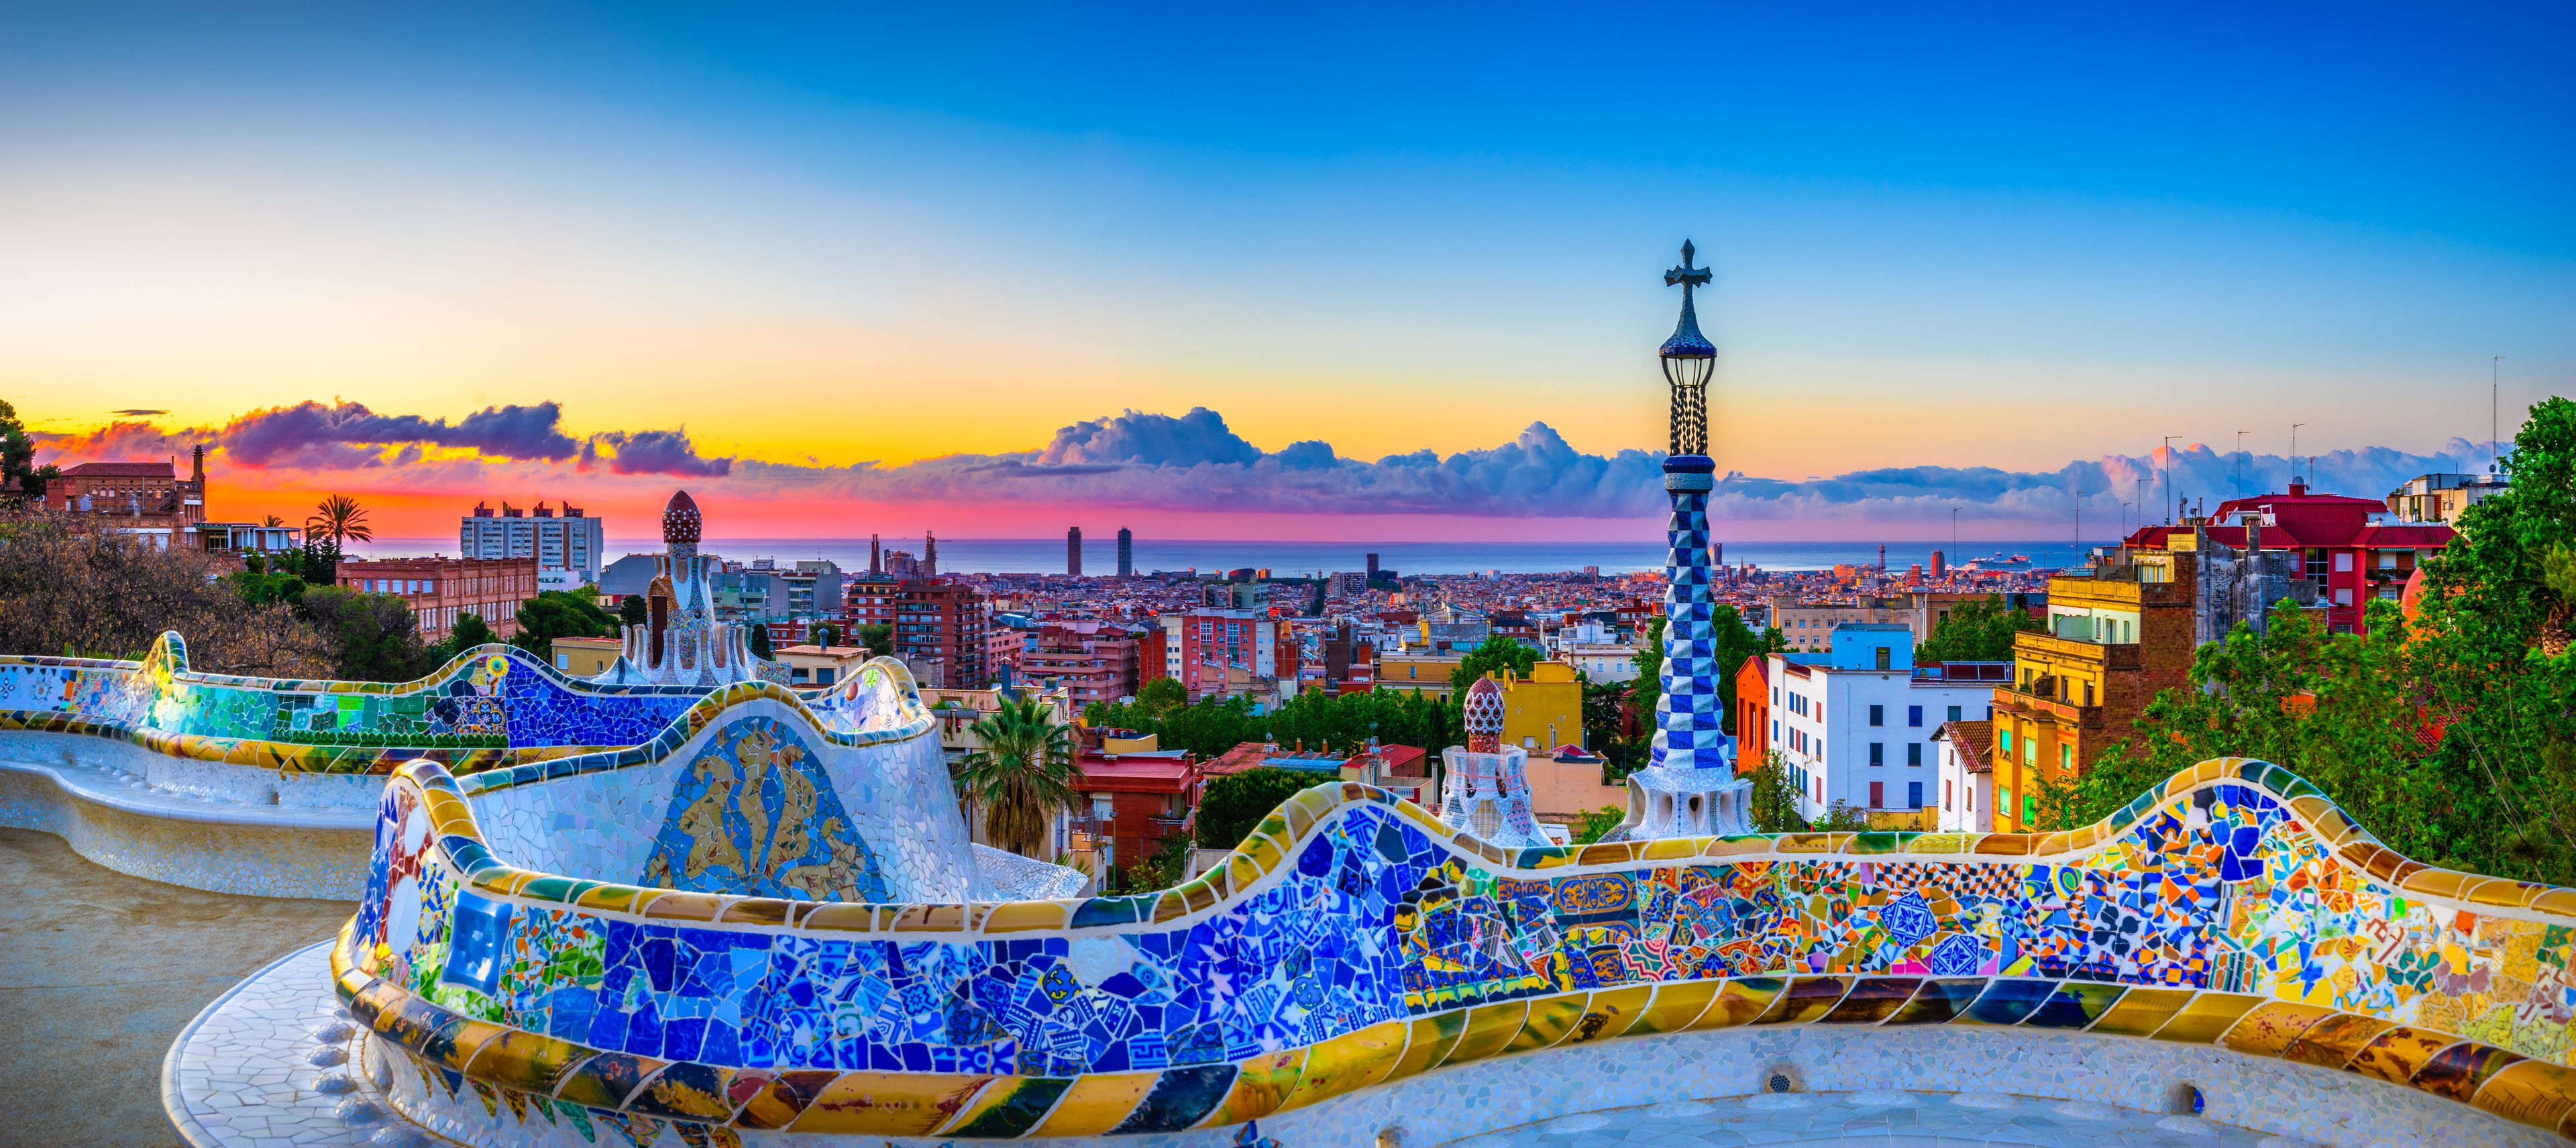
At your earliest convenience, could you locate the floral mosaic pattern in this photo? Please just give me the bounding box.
[637,717,890,903]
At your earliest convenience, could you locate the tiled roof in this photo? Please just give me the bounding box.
[1937,719,1994,774]
[61,461,175,477]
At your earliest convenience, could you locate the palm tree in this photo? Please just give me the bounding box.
[307,494,373,548]
[260,515,285,527]
[955,696,1079,858]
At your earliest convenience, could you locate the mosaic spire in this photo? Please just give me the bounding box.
[1614,242,1752,839]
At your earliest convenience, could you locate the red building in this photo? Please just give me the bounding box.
[45,448,211,545]
[1156,609,1293,700]
[1732,653,1772,773]
[1072,749,1201,878]
[892,578,989,688]
[2124,482,2454,634]
[337,556,539,640]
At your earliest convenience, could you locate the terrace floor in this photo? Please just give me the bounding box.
[0,828,353,1148]
[1437,1091,2281,1147]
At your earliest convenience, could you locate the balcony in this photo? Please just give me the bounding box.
[1990,684,2103,728]
[2010,631,2141,668]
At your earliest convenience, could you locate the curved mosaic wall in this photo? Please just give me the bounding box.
[334,751,2576,1144]
[0,631,925,775]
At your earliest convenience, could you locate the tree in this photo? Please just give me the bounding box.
[618,594,649,628]
[1581,680,1631,760]
[0,400,60,501]
[448,613,497,651]
[305,494,373,549]
[1135,676,1187,716]
[956,696,1079,857]
[1570,805,1626,845]
[854,621,892,658]
[260,515,285,527]
[1918,594,2043,662]
[1744,749,1870,833]
[1449,634,1539,697]
[507,590,619,656]
[227,569,306,608]
[812,621,843,649]
[1195,768,1316,851]
[746,624,773,658]
[0,507,331,674]
[288,585,434,682]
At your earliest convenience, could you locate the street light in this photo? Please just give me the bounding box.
[1659,241,1717,458]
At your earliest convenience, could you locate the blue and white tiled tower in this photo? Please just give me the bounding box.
[1615,241,1754,839]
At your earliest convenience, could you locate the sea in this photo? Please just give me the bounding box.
[348,537,2112,577]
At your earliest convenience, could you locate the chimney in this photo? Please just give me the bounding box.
[190,443,205,484]
[924,532,938,577]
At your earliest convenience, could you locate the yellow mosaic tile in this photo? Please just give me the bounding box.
[788,1072,996,1135]
[2086,987,2198,1037]
[1023,1071,1159,1138]
[2152,992,2266,1044]
[2220,1000,2339,1057]
[1209,1047,1307,1126]
[1273,1020,1409,1112]
[1501,992,1593,1055]
[2470,1058,2576,1132]
[1434,1000,1532,1069]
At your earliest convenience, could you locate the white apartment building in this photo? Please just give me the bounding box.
[461,501,605,581]
[1933,720,1997,833]
[1561,643,1642,683]
[1766,624,2006,825]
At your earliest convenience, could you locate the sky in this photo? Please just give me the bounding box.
[5,3,2570,541]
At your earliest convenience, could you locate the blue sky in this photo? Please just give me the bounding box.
[3,3,2568,536]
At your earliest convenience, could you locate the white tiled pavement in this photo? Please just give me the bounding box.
[162,941,425,1148]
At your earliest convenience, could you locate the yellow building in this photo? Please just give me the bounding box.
[1489,662,1585,751]
[549,636,621,678]
[1988,566,2193,831]
[1375,654,1465,700]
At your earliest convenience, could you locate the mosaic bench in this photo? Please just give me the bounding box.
[0,633,940,896]
[319,743,2576,1146]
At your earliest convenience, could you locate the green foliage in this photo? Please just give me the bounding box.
[812,621,842,649]
[1134,676,1187,715]
[1746,750,1870,832]
[1917,594,2043,662]
[746,624,773,658]
[957,695,1079,857]
[227,570,307,608]
[1631,617,1667,721]
[1448,634,1538,697]
[447,613,497,652]
[2081,398,2576,886]
[0,399,60,500]
[1195,768,1316,851]
[297,585,436,682]
[1580,680,1631,764]
[1570,805,1626,845]
[508,590,620,656]
[855,621,893,658]
[1119,835,1191,894]
[617,594,648,628]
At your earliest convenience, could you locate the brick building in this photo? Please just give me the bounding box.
[1071,749,1201,881]
[46,448,208,545]
[337,556,539,640]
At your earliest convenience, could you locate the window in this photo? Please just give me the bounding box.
[2060,745,2073,772]
[554,654,568,670]
[1908,781,1923,808]
[1998,786,2012,821]
[2334,552,2353,572]
[2022,791,2035,825]
[1907,705,1923,727]
[1907,742,1924,767]
[1947,705,1962,722]
[1869,741,1884,766]
[1868,705,1884,727]
[1999,729,2014,755]
[1943,780,1953,810]
[1869,780,1884,808]
[2022,737,2035,766]
[1874,646,1891,670]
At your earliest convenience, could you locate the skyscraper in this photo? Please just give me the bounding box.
[1366,552,1381,585]
[1617,240,1752,839]
[869,533,881,577]
[1116,527,1133,577]
[1067,527,1083,576]
[923,532,938,578]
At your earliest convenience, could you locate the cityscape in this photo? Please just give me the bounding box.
[0,7,2569,1148]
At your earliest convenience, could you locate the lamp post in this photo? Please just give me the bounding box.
[2162,436,2182,525]
[1618,240,1751,840]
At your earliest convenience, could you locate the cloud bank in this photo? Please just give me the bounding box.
[33,402,2486,530]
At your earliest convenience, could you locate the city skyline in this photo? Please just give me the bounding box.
[7,5,2568,539]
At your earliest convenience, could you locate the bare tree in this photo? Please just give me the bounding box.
[0,508,331,675]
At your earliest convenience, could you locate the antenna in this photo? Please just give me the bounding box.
[2290,423,2306,484]
[2494,355,2504,472]
[2235,430,2248,495]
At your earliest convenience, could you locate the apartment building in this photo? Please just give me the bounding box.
[337,556,539,640]
[460,500,605,580]
[1762,625,2009,828]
